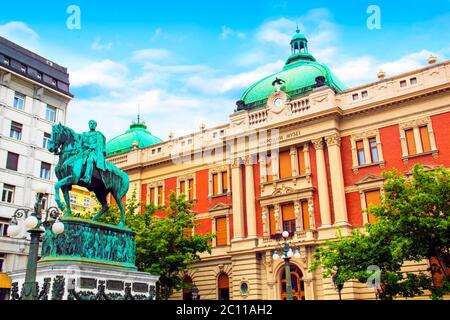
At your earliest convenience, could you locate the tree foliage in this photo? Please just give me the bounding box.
[310,165,450,300]
[80,189,213,299]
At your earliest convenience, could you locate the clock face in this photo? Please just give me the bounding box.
[274,98,283,108]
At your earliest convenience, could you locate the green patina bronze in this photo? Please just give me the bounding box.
[39,218,137,270]
[48,121,130,227]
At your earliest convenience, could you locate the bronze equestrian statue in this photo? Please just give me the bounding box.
[48,121,130,227]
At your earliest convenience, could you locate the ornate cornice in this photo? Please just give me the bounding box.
[398,117,431,130]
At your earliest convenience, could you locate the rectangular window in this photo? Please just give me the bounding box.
[69,194,77,204]
[222,171,228,193]
[13,92,25,110]
[365,190,381,224]
[410,77,417,85]
[281,203,295,233]
[269,206,276,236]
[361,91,368,98]
[266,156,273,182]
[6,152,19,171]
[2,184,15,203]
[400,80,407,87]
[46,105,56,122]
[356,140,365,166]
[1,223,9,237]
[279,150,292,179]
[352,93,359,101]
[419,126,431,153]
[40,162,51,180]
[43,133,51,150]
[405,129,416,155]
[297,147,306,175]
[0,253,4,272]
[180,180,186,196]
[216,217,227,246]
[188,179,194,200]
[212,173,219,195]
[149,187,155,205]
[84,198,91,207]
[157,186,163,205]
[369,137,379,163]
[301,200,310,230]
[9,121,22,140]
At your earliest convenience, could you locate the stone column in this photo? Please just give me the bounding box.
[245,156,257,238]
[312,138,331,227]
[325,134,349,225]
[303,142,311,176]
[262,206,269,238]
[290,146,298,177]
[231,158,245,240]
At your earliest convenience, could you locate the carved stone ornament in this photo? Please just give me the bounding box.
[311,138,324,150]
[325,134,341,147]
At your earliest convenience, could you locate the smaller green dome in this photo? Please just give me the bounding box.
[106,120,163,157]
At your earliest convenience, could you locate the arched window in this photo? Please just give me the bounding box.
[217,273,230,300]
[280,264,305,300]
[182,276,193,300]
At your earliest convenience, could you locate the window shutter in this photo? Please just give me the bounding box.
[297,147,305,175]
[365,190,381,224]
[188,179,194,200]
[149,188,155,204]
[222,171,228,192]
[213,173,219,195]
[216,217,227,246]
[282,203,295,221]
[405,129,416,155]
[301,201,310,230]
[419,126,431,152]
[157,186,163,205]
[269,206,276,235]
[180,181,186,195]
[279,150,292,179]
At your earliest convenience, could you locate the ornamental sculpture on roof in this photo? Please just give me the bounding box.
[48,121,130,227]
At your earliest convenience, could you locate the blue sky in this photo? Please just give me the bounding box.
[1,0,449,141]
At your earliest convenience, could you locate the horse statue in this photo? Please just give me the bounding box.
[48,122,130,227]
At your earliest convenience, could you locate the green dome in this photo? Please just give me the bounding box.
[238,30,345,110]
[106,121,163,157]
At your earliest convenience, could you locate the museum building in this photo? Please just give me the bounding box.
[106,30,450,300]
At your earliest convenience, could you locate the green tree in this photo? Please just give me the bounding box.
[310,165,449,300]
[80,189,213,300]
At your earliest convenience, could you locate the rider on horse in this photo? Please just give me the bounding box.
[80,120,107,184]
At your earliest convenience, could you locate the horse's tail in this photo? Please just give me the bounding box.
[110,165,130,199]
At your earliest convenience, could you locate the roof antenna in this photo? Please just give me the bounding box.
[296,22,300,33]
[137,104,141,124]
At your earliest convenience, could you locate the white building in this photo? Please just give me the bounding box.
[0,36,72,275]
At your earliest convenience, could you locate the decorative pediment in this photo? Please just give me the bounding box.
[406,164,435,175]
[354,174,384,186]
[272,184,295,196]
[208,202,231,213]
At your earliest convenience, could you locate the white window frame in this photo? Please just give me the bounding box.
[9,121,22,140]
[147,181,165,206]
[208,165,230,198]
[46,105,57,123]
[13,92,25,110]
[40,162,51,180]
[399,117,438,163]
[209,204,231,247]
[351,129,385,173]
[1,184,15,204]
[176,173,196,201]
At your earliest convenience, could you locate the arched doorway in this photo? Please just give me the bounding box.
[280,264,305,300]
[182,276,193,300]
[217,273,230,300]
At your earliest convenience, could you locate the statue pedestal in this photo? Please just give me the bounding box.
[8,218,159,300]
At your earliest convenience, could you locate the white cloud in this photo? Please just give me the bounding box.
[0,21,39,50]
[221,26,246,40]
[70,59,129,89]
[91,37,113,50]
[186,60,284,95]
[131,48,172,62]
[379,50,432,75]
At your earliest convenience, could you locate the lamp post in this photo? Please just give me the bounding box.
[7,192,64,300]
[272,231,301,301]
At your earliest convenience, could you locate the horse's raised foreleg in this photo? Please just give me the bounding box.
[54,176,74,215]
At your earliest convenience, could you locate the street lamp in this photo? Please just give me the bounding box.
[7,192,64,300]
[272,231,301,300]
